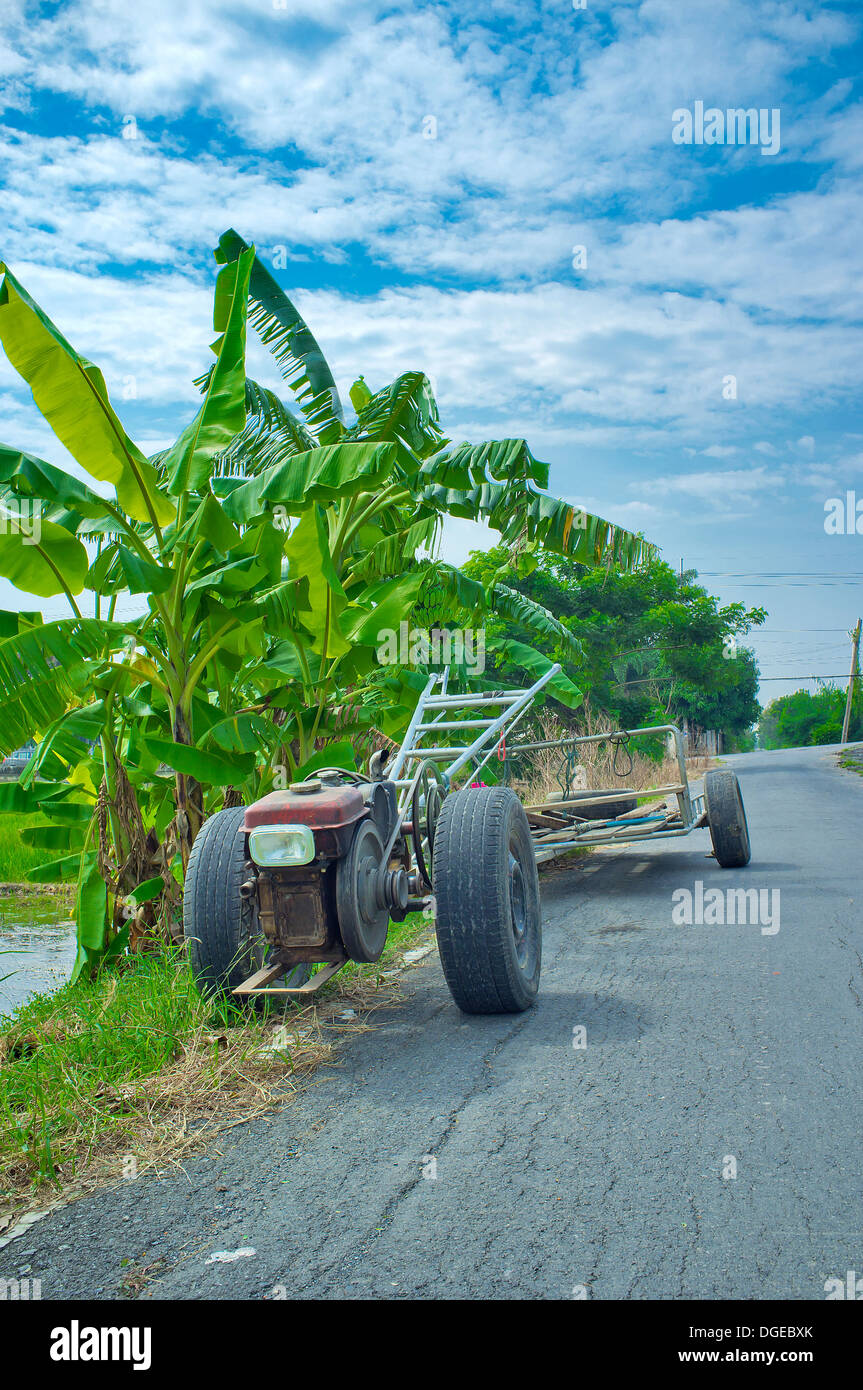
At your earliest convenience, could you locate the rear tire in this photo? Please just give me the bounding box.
[705,770,751,868]
[183,807,309,1001]
[433,786,542,1014]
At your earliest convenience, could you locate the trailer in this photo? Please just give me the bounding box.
[183,664,751,1015]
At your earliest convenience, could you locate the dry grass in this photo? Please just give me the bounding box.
[512,710,712,805]
[0,912,436,1242]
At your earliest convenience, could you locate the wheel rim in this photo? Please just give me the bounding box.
[508,846,528,966]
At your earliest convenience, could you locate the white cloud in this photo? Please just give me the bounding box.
[0,0,860,629]
[639,465,783,509]
[2,261,861,483]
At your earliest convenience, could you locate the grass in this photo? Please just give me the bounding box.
[0,909,434,1233]
[516,711,713,806]
[838,751,863,776]
[0,811,62,884]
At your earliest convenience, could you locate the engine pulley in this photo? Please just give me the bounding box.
[335,818,390,963]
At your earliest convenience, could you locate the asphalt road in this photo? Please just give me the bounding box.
[4,743,862,1300]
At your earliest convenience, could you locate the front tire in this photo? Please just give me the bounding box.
[705,770,751,868]
[432,786,542,1014]
[183,807,309,1001]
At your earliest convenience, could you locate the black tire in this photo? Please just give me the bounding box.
[549,795,637,820]
[705,769,751,868]
[432,786,542,1014]
[183,807,309,1001]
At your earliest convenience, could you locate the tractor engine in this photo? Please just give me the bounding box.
[243,772,411,965]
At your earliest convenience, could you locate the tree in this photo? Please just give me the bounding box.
[0,232,653,978]
[461,547,765,741]
[672,648,761,748]
[759,685,860,749]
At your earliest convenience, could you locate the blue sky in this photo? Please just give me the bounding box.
[1,0,862,702]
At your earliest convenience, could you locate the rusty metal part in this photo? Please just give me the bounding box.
[256,867,330,949]
[244,783,365,832]
[232,958,347,997]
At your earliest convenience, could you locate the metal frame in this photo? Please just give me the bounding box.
[388,670,707,867]
[387,662,563,816]
[509,723,707,863]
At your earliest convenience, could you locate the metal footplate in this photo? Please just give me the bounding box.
[232,958,347,998]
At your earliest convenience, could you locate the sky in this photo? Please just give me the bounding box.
[1,0,862,704]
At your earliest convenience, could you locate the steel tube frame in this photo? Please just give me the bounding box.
[388,663,562,791]
[388,678,704,874]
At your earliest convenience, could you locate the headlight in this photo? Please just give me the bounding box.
[248,823,316,868]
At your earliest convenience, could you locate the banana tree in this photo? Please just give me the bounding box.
[0,231,652,979]
[205,229,652,732]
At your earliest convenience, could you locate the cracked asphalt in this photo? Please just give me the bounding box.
[3,743,861,1300]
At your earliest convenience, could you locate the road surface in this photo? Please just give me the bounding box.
[3,743,861,1300]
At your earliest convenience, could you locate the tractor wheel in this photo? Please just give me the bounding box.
[183,806,309,1001]
[432,785,542,1014]
[705,769,751,868]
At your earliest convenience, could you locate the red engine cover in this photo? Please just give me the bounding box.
[244,784,365,831]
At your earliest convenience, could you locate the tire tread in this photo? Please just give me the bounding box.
[705,769,751,868]
[433,786,541,1014]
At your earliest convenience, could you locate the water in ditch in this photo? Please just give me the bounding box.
[0,894,77,1020]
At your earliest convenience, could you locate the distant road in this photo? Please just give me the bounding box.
[5,742,862,1300]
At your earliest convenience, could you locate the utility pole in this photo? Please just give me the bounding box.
[840,617,861,744]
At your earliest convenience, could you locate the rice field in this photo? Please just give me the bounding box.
[0,811,60,884]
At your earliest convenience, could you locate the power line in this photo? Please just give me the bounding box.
[698,572,863,578]
[703,583,863,589]
[696,572,863,588]
[615,673,855,686]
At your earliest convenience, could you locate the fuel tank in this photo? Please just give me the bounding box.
[244,779,366,859]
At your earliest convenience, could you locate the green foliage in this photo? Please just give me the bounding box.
[0,909,433,1198]
[759,685,860,749]
[0,948,205,1186]
[462,547,765,739]
[0,264,172,528]
[672,648,761,743]
[0,811,63,881]
[726,728,757,753]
